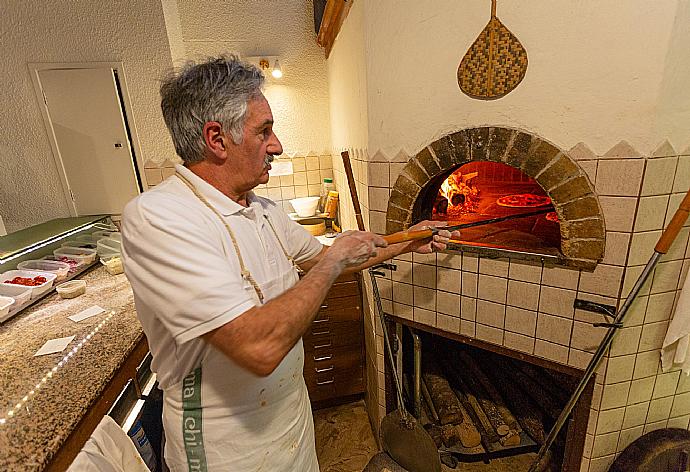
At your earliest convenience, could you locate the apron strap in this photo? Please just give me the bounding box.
[175,171,265,303]
[263,215,304,276]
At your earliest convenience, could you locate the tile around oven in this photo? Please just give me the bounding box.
[670,392,690,417]
[600,382,631,410]
[642,156,677,196]
[634,195,670,232]
[595,159,644,196]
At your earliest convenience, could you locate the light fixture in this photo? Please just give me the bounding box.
[251,56,283,80]
[271,60,282,79]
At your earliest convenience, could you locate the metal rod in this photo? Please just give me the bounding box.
[528,252,662,472]
[411,329,422,419]
[441,207,553,233]
[370,269,408,418]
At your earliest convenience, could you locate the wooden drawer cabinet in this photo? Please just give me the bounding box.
[303,272,365,405]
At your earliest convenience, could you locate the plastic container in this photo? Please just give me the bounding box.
[0,296,15,322]
[289,196,320,217]
[61,240,98,250]
[0,284,32,314]
[324,190,339,218]
[17,260,71,282]
[54,247,97,265]
[97,237,122,258]
[318,178,335,213]
[93,230,118,240]
[100,256,124,275]
[0,270,57,299]
[75,234,100,244]
[56,280,87,299]
[41,255,84,272]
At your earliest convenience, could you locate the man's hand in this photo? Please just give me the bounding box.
[406,220,460,254]
[324,230,388,269]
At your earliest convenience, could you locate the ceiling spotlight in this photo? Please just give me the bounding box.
[271,60,283,79]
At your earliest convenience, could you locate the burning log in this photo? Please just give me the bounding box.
[477,357,547,445]
[456,351,522,446]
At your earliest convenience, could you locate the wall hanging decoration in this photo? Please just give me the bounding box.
[457,0,528,100]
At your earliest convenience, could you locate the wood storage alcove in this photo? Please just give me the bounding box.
[385,127,606,271]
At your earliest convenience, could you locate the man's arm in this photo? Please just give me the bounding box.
[298,221,460,274]
[202,231,386,377]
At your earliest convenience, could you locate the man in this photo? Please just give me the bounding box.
[121,55,457,471]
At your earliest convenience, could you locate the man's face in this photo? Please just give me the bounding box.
[226,95,282,190]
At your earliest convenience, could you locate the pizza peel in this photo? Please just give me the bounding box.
[457,0,528,100]
[384,207,552,245]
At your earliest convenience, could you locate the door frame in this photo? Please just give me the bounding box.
[28,61,147,216]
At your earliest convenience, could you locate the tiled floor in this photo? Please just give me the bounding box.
[314,401,540,472]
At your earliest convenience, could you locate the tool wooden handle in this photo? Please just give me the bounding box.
[341,151,366,231]
[655,188,690,254]
[383,229,434,245]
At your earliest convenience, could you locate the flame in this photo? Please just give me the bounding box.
[434,171,480,218]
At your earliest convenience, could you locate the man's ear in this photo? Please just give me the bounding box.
[203,121,228,162]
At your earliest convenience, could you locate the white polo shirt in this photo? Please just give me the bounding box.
[121,164,323,389]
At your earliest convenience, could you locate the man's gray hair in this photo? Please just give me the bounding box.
[160,54,265,164]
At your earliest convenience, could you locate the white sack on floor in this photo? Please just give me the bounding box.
[67,415,150,472]
[661,269,690,376]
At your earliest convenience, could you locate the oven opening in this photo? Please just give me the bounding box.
[414,161,562,257]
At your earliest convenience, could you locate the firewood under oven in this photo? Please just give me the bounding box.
[422,357,482,448]
[439,352,502,446]
[476,356,547,445]
[511,359,571,407]
[456,351,523,446]
[492,356,563,422]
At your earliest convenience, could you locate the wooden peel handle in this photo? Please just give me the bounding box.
[656,188,690,254]
[383,228,434,245]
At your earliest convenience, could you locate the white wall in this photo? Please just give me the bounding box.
[327,0,369,154]
[0,1,175,233]
[357,0,689,158]
[177,0,332,157]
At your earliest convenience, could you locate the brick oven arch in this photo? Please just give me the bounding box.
[385,127,605,270]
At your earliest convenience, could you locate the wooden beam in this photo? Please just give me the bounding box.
[317,0,354,58]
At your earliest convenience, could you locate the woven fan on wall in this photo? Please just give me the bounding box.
[457,0,528,100]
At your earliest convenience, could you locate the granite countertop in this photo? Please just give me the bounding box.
[0,266,143,471]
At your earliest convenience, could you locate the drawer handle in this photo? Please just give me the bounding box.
[313,317,330,323]
[314,354,332,361]
[314,342,332,349]
[316,378,335,386]
[315,365,334,373]
[320,304,329,309]
[312,329,331,336]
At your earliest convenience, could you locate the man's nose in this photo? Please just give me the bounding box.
[268,132,283,156]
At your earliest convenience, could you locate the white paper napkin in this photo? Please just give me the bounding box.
[69,305,105,322]
[34,335,75,357]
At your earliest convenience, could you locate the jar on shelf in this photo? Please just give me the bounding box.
[318,178,335,214]
[324,190,339,219]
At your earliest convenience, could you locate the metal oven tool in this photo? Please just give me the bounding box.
[370,265,442,472]
[529,188,690,472]
[383,207,553,244]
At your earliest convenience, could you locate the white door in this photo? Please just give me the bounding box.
[38,68,141,216]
